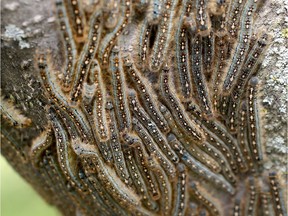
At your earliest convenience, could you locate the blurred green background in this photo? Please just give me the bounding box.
[1,156,60,216]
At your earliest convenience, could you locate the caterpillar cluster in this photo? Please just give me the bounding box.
[3,0,284,215]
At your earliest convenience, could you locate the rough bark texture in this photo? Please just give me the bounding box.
[1,0,287,215]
